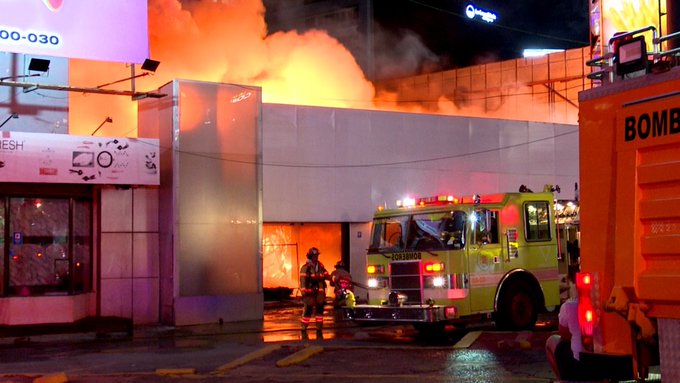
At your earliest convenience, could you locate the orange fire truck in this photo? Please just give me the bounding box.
[576,26,680,381]
[350,188,571,333]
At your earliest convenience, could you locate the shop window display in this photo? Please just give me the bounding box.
[2,196,92,296]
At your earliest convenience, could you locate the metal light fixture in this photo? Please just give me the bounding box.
[0,113,19,129]
[96,58,161,90]
[0,58,50,82]
[28,58,51,73]
[91,116,113,136]
[140,59,160,73]
[615,36,648,77]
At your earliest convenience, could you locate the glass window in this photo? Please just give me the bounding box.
[408,212,468,251]
[369,216,409,251]
[439,210,467,249]
[9,198,69,295]
[525,201,551,241]
[471,209,500,245]
[1,195,92,296]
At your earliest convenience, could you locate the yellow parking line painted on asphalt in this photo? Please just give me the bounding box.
[453,330,482,349]
[155,368,196,376]
[213,344,282,374]
[275,345,324,367]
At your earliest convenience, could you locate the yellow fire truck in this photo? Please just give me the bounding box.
[351,189,563,333]
[575,26,680,381]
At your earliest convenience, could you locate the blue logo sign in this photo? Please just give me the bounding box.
[465,4,497,23]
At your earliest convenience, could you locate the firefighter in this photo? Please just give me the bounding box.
[299,247,329,340]
[330,261,354,309]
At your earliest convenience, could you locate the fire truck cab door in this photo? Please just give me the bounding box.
[467,209,503,312]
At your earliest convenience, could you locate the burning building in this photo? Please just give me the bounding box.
[0,0,623,327]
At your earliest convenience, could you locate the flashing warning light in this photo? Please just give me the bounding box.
[579,303,595,337]
[577,272,592,289]
[416,195,460,205]
[576,272,597,341]
[424,262,444,273]
[396,198,417,208]
[367,265,385,274]
[585,309,593,323]
[12,255,19,261]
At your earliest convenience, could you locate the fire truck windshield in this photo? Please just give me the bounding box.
[369,210,467,252]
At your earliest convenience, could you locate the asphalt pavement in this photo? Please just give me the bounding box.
[0,301,572,383]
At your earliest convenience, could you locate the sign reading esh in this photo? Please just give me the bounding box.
[0,0,148,64]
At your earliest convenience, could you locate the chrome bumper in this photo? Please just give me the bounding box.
[348,304,449,323]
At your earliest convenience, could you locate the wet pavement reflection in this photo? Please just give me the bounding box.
[0,300,561,383]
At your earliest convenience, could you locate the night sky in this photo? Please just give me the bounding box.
[372,0,590,71]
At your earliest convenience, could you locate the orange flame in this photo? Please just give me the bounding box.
[68,0,375,136]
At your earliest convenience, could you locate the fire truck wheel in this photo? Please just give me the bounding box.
[496,280,537,331]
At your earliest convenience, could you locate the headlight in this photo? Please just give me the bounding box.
[424,275,448,288]
[367,277,388,288]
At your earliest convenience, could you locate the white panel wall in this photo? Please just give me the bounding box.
[99,187,160,324]
[262,104,579,223]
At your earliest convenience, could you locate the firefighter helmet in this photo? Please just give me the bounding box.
[334,261,345,269]
[306,247,320,259]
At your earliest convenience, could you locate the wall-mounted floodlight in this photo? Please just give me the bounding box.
[0,58,51,82]
[0,113,19,129]
[91,116,113,136]
[97,58,161,90]
[28,58,51,73]
[615,36,648,77]
[140,59,160,73]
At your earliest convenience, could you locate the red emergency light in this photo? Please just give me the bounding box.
[576,272,596,349]
[424,262,444,273]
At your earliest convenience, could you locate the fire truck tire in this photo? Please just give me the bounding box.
[495,280,538,331]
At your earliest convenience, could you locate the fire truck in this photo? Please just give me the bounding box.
[350,189,566,333]
[575,26,680,381]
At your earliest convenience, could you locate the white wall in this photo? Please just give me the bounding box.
[99,187,160,325]
[0,52,68,134]
[262,104,579,223]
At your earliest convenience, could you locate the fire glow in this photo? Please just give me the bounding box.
[68,0,376,136]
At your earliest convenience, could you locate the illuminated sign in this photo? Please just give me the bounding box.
[465,4,497,23]
[0,0,148,64]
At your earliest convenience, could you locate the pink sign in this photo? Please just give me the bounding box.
[0,0,148,63]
